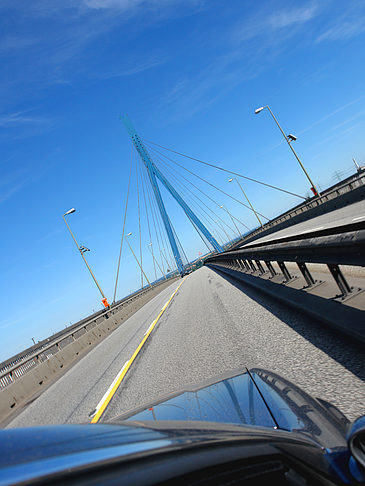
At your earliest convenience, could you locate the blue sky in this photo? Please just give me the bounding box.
[1,0,365,361]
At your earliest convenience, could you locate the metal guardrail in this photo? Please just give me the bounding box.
[205,227,365,308]
[231,170,365,249]
[0,276,178,390]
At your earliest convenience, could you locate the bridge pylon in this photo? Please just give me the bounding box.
[122,116,223,276]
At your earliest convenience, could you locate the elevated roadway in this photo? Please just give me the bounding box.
[242,199,365,247]
[7,267,365,429]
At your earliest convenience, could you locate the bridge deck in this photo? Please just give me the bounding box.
[242,199,365,247]
[7,267,365,428]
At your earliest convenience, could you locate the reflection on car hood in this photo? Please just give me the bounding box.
[0,368,355,485]
[114,368,348,449]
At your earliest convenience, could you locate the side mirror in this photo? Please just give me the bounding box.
[348,416,365,472]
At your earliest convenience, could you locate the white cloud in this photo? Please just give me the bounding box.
[268,4,319,29]
[82,0,194,10]
[316,20,365,43]
[232,2,321,44]
[100,57,168,79]
[0,112,48,127]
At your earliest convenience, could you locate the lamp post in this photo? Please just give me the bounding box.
[126,233,151,288]
[63,208,109,308]
[219,205,241,239]
[254,105,320,197]
[148,243,166,280]
[215,219,231,244]
[160,248,172,273]
[228,178,263,227]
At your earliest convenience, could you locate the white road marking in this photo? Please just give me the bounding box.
[93,360,129,415]
[144,321,156,336]
[161,301,169,312]
[352,216,365,221]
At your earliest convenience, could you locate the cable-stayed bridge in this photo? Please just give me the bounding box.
[1,118,364,427]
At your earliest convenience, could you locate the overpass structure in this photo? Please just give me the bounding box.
[1,124,364,429]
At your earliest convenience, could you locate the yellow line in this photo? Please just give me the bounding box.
[90,278,186,423]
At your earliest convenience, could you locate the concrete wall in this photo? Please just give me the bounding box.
[0,277,179,424]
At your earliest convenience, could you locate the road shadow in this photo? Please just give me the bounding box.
[209,267,365,383]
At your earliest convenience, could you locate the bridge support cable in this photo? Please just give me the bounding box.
[186,213,214,253]
[113,147,133,303]
[152,158,233,246]
[135,149,144,289]
[150,148,242,234]
[145,142,270,222]
[142,138,306,200]
[140,150,175,276]
[125,233,151,288]
[151,158,226,244]
[150,160,224,254]
[168,215,190,268]
[123,117,186,275]
[150,188,176,272]
[146,174,176,272]
[138,157,157,281]
[123,116,224,275]
[142,168,167,277]
[150,149,251,235]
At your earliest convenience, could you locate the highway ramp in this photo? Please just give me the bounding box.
[7,267,365,428]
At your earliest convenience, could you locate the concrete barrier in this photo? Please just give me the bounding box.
[0,276,179,424]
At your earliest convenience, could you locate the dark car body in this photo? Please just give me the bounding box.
[0,368,364,485]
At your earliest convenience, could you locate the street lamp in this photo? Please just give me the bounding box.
[63,208,109,308]
[126,233,151,287]
[219,205,241,238]
[254,105,320,196]
[215,219,231,243]
[228,178,263,228]
[148,243,166,280]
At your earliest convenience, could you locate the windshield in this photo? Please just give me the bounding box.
[1,0,364,443]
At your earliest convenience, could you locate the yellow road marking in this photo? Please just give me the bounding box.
[90,278,185,423]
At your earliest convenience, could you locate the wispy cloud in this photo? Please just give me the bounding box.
[315,0,365,43]
[0,112,49,127]
[298,94,365,136]
[82,0,199,11]
[162,3,321,120]
[99,57,168,79]
[0,36,38,52]
[317,20,365,43]
[232,2,320,44]
[267,4,319,29]
[0,170,33,204]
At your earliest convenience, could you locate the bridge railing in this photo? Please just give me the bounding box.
[0,276,178,392]
[231,169,365,249]
[205,227,365,342]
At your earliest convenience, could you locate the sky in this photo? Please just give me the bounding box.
[1,0,365,362]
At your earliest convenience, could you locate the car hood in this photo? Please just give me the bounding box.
[112,368,349,449]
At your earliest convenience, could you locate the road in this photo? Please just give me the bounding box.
[243,199,365,247]
[8,267,365,428]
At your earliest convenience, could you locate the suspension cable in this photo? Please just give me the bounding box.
[151,159,232,251]
[154,157,234,243]
[150,188,176,270]
[145,169,174,271]
[143,168,166,277]
[143,138,306,200]
[113,146,133,303]
[168,215,189,267]
[151,148,250,233]
[158,156,251,233]
[135,148,143,288]
[138,158,157,281]
[146,143,270,221]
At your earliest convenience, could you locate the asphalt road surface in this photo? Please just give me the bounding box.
[8,267,365,428]
[243,199,365,246]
